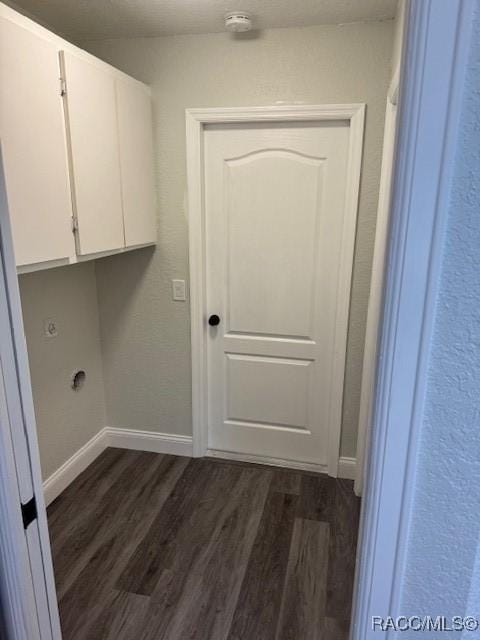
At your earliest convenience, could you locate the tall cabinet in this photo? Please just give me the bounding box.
[0,5,157,273]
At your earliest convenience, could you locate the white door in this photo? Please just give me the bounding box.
[0,147,61,639]
[116,76,157,247]
[204,120,354,469]
[0,18,74,268]
[60,50,125,255]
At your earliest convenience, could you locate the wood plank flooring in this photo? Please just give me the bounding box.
[47,448,360,640]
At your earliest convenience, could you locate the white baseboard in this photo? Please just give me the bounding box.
[338,456,357,480]
[43,427,193,505]
[43,429,108,506]
[43,427,353,505]
[105,427,193,457]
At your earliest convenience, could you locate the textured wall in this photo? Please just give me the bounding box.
[399,6,480,627]
[19,263,106,479]
[84,21,394,456]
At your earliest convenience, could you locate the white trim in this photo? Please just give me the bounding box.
[186,104,365,123]
[43,430,108,506]
[351,0,475,637]
[42,427,354,508]
[338,456,357,481]
[186,104,365,477]
[328,105,364,476]
[105,427,193,457]
[355,95,398,496]
[42,427,194,506]
[355,0,403,498]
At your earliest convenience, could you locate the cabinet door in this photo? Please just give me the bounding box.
[61,51,125,255]
[0,19,74,267]
[116,77,157,247]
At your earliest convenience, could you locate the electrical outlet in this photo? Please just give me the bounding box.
[172,279,186,301]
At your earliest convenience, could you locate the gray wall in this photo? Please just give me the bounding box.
[85,20,394,457]
[399,6,480,621]
[19,263,106,479]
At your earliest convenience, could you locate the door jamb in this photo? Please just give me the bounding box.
[186,104,365,475]
[351,0,475,635]
[355,73,399,496]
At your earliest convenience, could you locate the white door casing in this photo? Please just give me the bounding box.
[187,105,364,475]
[355,78,399,496]
[354,0,405,498]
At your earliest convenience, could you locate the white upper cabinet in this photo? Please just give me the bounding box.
[0,18,75,268]
[0,5,157,271]
[116,77,157,247]
[60,50,125,256]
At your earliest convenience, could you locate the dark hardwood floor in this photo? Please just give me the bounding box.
[47,448,360,640]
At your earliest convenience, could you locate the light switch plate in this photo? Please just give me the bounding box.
[172,279,186,301]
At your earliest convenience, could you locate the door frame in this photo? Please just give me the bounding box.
[355,71,400,496]
[186,104,365,475]
[351,0,475,636]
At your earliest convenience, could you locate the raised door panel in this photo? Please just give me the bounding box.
[61,50,125,255]
[226,151,322,339]
[225,354,312,431]
[116,77,157,247]
[0,19,74,267]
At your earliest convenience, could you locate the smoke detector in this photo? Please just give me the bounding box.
[225,12,252,33]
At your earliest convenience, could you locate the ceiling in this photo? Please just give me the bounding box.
[10,0,397,41]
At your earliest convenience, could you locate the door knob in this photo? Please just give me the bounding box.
[208,314,221,326]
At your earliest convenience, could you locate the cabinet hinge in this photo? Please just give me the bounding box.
[71,216,78,233]
[60,77,67,97]
[21,496,38,530]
